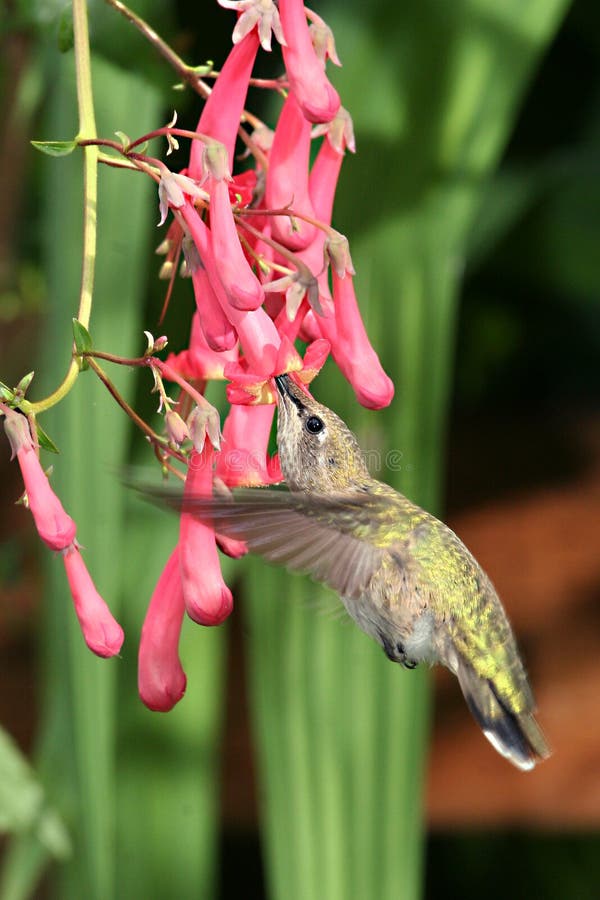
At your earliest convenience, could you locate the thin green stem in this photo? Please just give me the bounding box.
[26,0,98,415]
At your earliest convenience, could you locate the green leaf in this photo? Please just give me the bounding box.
[0,726,70,859]
[15,371,35,396]
[0,381,15,402]
[72,319,93,354]
[57,5,74,53]
[31,140,77,158]
[36,423,60,455]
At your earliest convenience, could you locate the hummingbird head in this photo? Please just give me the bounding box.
[274,374,370,492]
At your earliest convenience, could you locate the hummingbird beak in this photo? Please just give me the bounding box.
[274,374,306,411]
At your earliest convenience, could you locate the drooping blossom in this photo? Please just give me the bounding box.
[138,547,187,711]
[309,107,356,222]
[265,93,317,251]
[208,165,265,311]
[3,407,76,550]
[190,267,238,352]
[62,543,125,658]
[179,447,234,626]
[328,268,394,409]
[189,30,260,179]
[278,0,340,123]
[216,403,279,486]
[164,312,238,383]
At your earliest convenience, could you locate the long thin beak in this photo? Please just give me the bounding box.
[274,374,305,410]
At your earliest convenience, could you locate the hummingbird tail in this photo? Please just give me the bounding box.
[457,666,551,771]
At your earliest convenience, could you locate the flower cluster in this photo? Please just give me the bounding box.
[2,0,393,711]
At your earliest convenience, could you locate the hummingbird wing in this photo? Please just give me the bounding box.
[147,485,387,602]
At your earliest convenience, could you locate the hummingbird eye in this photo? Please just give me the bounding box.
[305,415,324,435]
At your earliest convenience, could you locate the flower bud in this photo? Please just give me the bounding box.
[187,405,222,453]
[203,141,232,183]
[165,410,190,448]
[62,543,124,658]
[325,232,355,278]
[138,547,187,711]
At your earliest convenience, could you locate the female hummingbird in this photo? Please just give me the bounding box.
[176,374,550,771]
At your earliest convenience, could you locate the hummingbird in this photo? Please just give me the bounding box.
[170,374,550,770]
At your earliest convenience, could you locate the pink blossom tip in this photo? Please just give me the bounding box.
[179,448,235,626]
[279,0,341,124]
[139,548,187,712]
[62,545,124,658]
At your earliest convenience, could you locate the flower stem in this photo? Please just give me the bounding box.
[103,0,269,167]
[87,357,186,462]
[104,0,209,95]
[25,0,98,415]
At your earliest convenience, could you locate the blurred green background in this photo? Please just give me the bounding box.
[1,0,599,898]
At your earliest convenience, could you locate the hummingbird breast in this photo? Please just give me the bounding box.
[340,549,438,667]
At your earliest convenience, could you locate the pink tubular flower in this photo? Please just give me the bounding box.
[191,267,238,352]
[138,547,187,711]
[216,532,249,559]
[216,403,278,486]
[189,31,260,179]
[3,408,76,550]
[327,268,394,410]
[208,175,265,311]
[165,312,238,382]
[309,108,355,223]
[181,201,280,374]
[225,335,329,405]
[179,447,233,626]
[265,93,317,251]
[62,543,124,658]
[278,0,340,124]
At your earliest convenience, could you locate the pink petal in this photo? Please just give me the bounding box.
[179,448,234,626]
[216,404,276,486]
[189,32,260,179]
[17,447,76,551]
[216,533,249,558]
[182,202,280,374]
[278,0,340,124]
[191,267,238,352]
[138,547,187,711]
[209,177,265,311]
[265,93,317,251]
[62,544,124,658]
[164,314,238,381]
[327,270,395,409]
[309,125,345,224]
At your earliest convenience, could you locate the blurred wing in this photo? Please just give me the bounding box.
[147,486,386,601]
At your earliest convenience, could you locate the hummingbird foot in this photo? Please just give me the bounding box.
[378,633,419,670]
